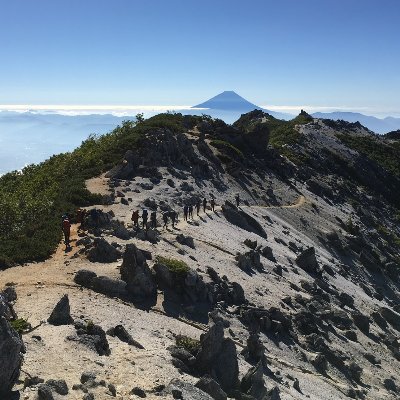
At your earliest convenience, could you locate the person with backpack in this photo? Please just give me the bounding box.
[62,216,71,247]
[170,210,177,228]
[150,210,157,229]
[142,209,148,229]
[235,194,240,207]
[183,205,188,221]
[188,204,193,219]
[131,210,139,227]
[203,198,207,213]
[196,199,201,216]
[210,198,216,212]
[163,211,169,229]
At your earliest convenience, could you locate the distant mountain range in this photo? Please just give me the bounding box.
[312,112,400,134]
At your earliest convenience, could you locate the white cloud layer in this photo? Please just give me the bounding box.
[0,104,399,118]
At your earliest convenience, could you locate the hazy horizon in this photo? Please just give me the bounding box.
[1,103,399,119]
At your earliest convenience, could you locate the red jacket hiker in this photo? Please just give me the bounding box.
[62,218,71,245]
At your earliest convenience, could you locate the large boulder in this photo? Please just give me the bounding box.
[164,379,214,400]
[87,238,122,263]
[236,250,264,273]
[107,325,144,349]
[0,317,23,395]
[194,322,239,395]
[91,276,127,297]
[380,307,400,331]
[68,320,110,356]
[195,376,227,400]
[240,361,267,400]
[74,270,97,287]
[222,202,267,239]
[296,247,319,274]
[120,244,157,299]
[47,294,73,326]
[105,150,138,179]
[0,291,23,396]
[359,249,381,273]
[207,268,246,306]
[176,234,195,249]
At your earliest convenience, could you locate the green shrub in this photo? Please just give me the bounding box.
[336,134,400,178]
[156,256,189,276]
[10,318,31,334]
[265,112,312,162]
[175,334,200,355]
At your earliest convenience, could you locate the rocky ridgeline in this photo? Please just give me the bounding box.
[1,111,400,399]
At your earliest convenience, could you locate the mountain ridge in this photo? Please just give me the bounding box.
[0,111,400,399]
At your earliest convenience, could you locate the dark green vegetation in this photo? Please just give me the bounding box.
[175,334,200,355]
[10,318,31,334]
[267,111,313,149]
[0,114,194,268]
[245,110,314,163]
[156,256,189,276]
[336,133,400,178]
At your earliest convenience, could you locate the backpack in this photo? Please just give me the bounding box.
[62,219,71,231]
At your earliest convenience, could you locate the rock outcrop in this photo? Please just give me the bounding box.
[0,290,23,395]
[120,244,157,300]
[47,294,73,326]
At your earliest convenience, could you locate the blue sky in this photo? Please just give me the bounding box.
[0,0,399,115]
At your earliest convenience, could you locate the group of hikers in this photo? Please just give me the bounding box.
[61,194,241,245]
[130,208,178,230]
[130,194,241,230]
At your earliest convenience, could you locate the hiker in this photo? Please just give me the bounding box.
[235,194,240,207]
[170,210,177,228]
[131,209,139,227]
[188,204,193,219]
[210,198,215,211]
[163,211,169,229]
[142,209,148,229]
[196,199,201,216]
[183,205,188,221]
[203,198,207,213]
[150,210,157,229]
[62,216,71,247]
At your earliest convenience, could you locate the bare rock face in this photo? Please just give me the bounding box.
[120,244,157,299]
[47,294,73,326]
[0,292,23,395]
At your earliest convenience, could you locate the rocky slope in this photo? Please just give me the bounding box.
[0,111,399,400]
